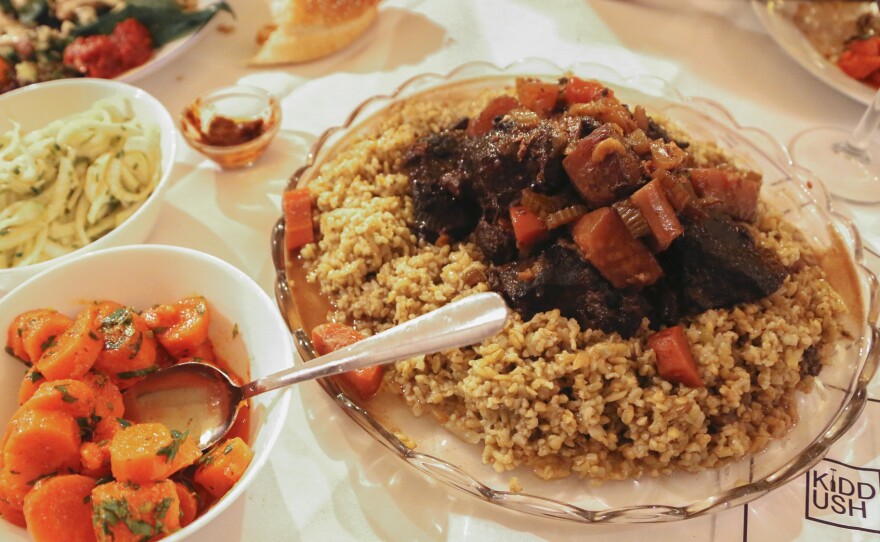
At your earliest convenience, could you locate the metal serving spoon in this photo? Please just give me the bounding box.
[122,292,509,449]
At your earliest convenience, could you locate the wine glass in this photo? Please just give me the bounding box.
[789,89,880,204]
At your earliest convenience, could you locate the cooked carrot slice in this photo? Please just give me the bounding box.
[6,309,73,365]
[647,325,704,388]
[3,409,81,485]
[0,468,28,527]
[143,297,210,359]
[509,205,549,248]
[311,323,365,356]
[91,480,180,542]
[629,179,683,251]
[516,78,559,118]
[174,481,199,528]
[80,442,110,479]
[80,417,126,479]
[193,437,253,498]
[283,188,315,251]
[563,76,612,106]
[18,310,74,365]
[23,379,96,418]
[93,302,158,390]
[572,207,663,289]
[467,94,520,137]
[23,474,96,542]
[35,304,103,380]
[312,323,384,400]
[109,423,201,484]
[82,372,124,419]
[18,368,45,405]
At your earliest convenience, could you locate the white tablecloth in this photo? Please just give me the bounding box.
[128,1,880,539]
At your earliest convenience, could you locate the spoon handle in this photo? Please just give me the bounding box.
[240,292,509,398]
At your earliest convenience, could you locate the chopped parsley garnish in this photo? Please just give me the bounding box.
[154,497,173,520]
[55,384,78,403]
[157,430,189,462]
[28,370,43,383]
[116,418,132,428]
[88,330,100,341]
[27,471,57,486]
[117,366,159,379]
[40,335,57,351]
[223,443,234,455]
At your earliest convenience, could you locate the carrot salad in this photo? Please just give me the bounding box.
[0,297,253,542]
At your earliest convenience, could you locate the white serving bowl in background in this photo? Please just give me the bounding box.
[0,245,293,541]
[0,79,178,293]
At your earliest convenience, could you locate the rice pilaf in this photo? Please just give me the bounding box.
[298,87,848,481]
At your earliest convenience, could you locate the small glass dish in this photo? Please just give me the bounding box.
[179,85,281,169]
[271,59,880,523]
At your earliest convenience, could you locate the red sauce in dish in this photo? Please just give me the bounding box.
[182,108,267,147]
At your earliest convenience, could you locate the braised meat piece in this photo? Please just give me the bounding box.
[660,215,788,313]
[405,131,480,241]
[468,117,573,214]
[488,242,648,338]
[474,218,517,265]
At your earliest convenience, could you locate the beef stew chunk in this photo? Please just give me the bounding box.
[660,215,788,314]
[488,242,648,338]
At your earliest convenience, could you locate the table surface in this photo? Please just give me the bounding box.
[126,0,880,540]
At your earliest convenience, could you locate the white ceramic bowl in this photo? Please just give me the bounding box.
[0,79,177,293]
[0,245,293,541]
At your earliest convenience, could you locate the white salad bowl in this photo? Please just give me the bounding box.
[0,245,293,541]
[0,79,177,293]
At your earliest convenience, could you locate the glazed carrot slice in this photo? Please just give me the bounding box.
[17,310,74,365]
[7,309,70,364]
[283,188,315,251]
[23,379,96,418]
[35,304,103,380]
[82,372,124,419]
[467,94,520,137]
[311,323,383,400]
[91,480,181,542]
[143,297,210,359]
[23,474,96,542]
[109,423,201,484]
[80,441,110,479]
[647,325,704,388]
[516,78,559,118]
[193,437,253,498]
[93,302,159,390]
[509,205,549,248]
[17,368,45,405]
[563,76,612,106]
[174,481,199,528]
[0,468,28,527]
[3,409,81,485]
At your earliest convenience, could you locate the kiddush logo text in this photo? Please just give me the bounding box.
[805,459,880,534]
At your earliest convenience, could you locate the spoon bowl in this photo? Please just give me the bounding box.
[124,292,510,450]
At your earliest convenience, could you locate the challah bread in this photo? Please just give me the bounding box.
[252,0,380,64]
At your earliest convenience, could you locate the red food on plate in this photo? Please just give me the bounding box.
[837,37,880,87]
[63,18,153,79]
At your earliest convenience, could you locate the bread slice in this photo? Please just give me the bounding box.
[252,0,380,65]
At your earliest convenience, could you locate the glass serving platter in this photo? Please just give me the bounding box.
[270,58,880,523]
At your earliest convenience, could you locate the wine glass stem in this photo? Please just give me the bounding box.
[842,89,880,157]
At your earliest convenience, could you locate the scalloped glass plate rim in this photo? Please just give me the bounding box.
[271,58,880,524]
